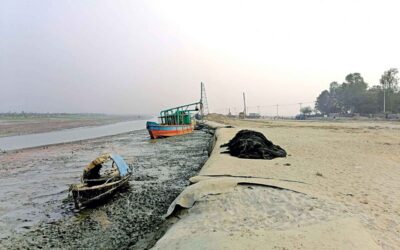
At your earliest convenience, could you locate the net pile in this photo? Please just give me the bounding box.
[220,130,287,159]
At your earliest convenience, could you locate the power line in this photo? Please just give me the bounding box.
[247,101,315,109]
[211,99,317,115]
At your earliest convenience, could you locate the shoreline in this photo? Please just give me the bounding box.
[0,126,215,248]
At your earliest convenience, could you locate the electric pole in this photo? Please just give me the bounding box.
[383,86,386,113]
[200,82,209,116]
[243,92,247,118]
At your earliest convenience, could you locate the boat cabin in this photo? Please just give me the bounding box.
[159,102,200,125]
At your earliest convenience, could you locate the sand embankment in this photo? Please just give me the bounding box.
[153,117,400,249]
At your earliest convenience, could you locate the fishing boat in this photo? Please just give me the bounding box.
[147,82,209,139]
[146,102,201,139]
[70,153,132,209]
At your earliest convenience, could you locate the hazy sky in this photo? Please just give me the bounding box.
[1,0,399,115]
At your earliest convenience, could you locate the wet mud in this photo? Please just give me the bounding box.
[0,128,213,249]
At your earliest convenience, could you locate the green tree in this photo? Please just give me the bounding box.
[315,71,400,116]
[328,82,342,113]
[315,90,331,114]
[341,73,368,113]
[380,68,399,91]
[358,86,381,114]
[300,106,313,116]
[380,68,399,113]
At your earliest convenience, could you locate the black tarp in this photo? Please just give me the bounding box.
[221,130,287,159]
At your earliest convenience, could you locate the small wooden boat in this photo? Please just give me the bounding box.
[70,153,132,209]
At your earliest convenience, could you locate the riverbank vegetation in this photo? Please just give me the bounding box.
[315,68,399,116]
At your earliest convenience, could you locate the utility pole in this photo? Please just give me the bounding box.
[200,82,209,116]
[276,104,279,117]
[383,86,386,113]
[243,92,247,118]
[299,102,302,113]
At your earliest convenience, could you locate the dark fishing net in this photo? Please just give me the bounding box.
[220,130,287,159]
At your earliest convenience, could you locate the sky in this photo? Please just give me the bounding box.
[1,0,400,116]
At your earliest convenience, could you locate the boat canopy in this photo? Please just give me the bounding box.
[83,153,130,177]
[110,154,130,177]
[159,101,202,125]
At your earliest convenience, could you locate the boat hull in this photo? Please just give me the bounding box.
[146,121,194,139]
[70,174,131,209]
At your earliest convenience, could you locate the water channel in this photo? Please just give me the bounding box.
[0,118,156,151]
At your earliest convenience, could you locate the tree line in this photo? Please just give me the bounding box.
[315,68,400,115]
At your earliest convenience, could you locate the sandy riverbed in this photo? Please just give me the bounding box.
[154,116,400,249]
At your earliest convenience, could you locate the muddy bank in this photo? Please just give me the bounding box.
[0,127,214,249]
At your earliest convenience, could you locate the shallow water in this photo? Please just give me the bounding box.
[0,118,156,151]
[0,127,213,249]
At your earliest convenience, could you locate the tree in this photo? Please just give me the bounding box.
[345,73,366,86]
[341,73,368,113]
[328,82,342,113]
[315,71,400,116]
[315,90,331,115]
[358,86,381,114]
[380,68,399,113]
[300,106,313,116]
[380,68,399,91]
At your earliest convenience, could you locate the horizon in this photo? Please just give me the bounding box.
[1,0,399,116]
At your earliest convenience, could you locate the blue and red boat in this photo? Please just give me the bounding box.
[147,102,202,139]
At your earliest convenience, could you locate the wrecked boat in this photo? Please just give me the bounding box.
[70,153,132,209]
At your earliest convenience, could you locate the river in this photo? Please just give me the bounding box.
[0,118,156,151]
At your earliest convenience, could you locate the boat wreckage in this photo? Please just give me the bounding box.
[70,153,132,209]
